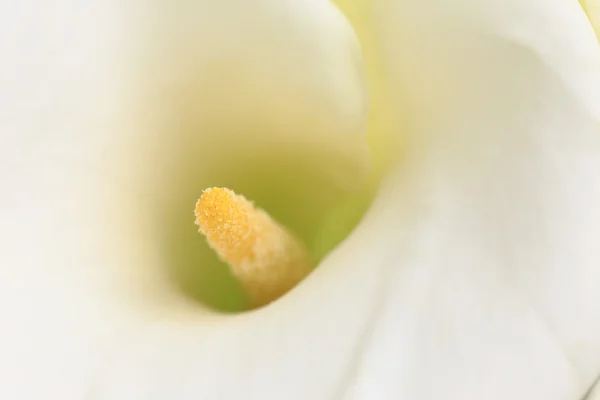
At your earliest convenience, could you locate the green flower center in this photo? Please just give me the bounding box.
[155,146,373,312]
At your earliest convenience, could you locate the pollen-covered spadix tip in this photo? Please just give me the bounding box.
[194,187,312,306]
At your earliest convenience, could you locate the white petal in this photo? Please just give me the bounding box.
[97,1,600,399]
[133,0,370,188]
[589,380,600,400]
[0,0,367,398]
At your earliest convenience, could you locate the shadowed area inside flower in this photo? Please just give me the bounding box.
[194,187,313,307]
[119,0,384,313]
[150,143,374,312]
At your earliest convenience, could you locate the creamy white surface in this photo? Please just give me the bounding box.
[1,0,600,399]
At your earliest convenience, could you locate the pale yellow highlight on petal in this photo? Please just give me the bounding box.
[195,188,312,307]
[333,0,399,175]
[581,0,600,39]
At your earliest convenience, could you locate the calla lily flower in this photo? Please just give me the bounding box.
[2,0,600,399]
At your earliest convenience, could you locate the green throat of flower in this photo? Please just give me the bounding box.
[158,148,374,313]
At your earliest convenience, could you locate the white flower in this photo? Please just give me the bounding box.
[1,0,600,399]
